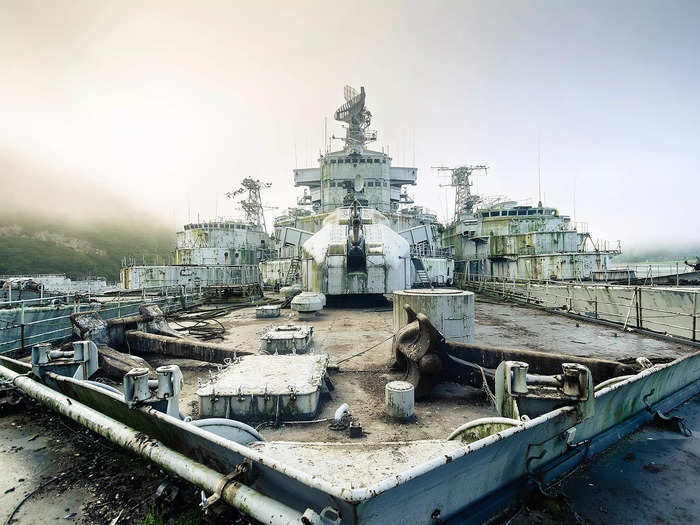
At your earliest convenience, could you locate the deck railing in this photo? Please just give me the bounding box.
[459,274,699,343]
[0,285,203,355]
[610,262,696,284]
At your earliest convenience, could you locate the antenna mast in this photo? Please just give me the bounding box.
[537,136,542,207]
[434,164,489,223]
[226,178,273,234]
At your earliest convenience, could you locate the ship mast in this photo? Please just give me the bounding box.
[434,165,488,223]
[332,86,377,151]
[226,178,274,234]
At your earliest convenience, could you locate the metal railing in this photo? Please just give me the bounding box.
[459,259,694,288]
[610,262,697,284]
[459,274,699,343]
[121,254,177,267]
[410,245,453,258]
[0,285,203,355]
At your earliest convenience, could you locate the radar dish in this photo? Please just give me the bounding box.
[344,85,358,102]
[334,85,374,148]
[334,86,366,124]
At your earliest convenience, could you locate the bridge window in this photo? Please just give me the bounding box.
[374,159,380,163]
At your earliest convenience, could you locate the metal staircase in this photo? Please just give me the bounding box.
[411,257,432,288]
[284,257,301,286]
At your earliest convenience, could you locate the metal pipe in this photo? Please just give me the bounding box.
[0,364,306,524]
[525,373,562,387]
[446,417,522,441]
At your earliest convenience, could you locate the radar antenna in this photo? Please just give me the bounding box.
[334,85,376,149]
[226,178,276,234]
[433,165,488,222]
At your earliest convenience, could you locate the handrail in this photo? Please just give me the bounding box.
[461,275,699,342]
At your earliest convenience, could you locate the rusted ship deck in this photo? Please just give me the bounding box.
[1,294,697,524]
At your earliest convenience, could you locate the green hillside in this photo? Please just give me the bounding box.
[0,148,177,283]
[0,215,174,282]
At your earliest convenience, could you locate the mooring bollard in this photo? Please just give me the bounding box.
[385,380,415,421]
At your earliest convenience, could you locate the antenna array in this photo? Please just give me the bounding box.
[433,165,489,222]
[226,178,276,234]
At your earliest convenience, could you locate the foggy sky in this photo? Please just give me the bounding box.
[1,1,698,249]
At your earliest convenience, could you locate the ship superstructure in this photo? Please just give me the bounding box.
[120,179,272,290]
[261,86,454,294]
[440,167,621,281]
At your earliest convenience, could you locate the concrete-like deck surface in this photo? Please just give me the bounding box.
[1,294,698,523]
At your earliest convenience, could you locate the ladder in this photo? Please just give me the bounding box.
[284,257,301,286]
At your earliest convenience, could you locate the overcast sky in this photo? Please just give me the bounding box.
[1,1,698,248]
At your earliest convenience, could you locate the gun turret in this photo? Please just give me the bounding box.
[347,200,367,272]
[350,200,363,246]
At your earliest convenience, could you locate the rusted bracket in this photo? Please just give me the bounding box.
[643,389,693,437]
[200,462,249,510]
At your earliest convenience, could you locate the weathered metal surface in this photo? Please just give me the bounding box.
[261,87,455,297]
[189,418,264,445]
[72,304,182,348]
[256,304,281,318]
[302,208,412,295]
[259,259,294,288]
[174,220,268,266]
[444,341,635,384]
[31,340,99,381]
[125,330,254,362]
[393,289,474,343]
[1,349,699,524]
[0,291,201,355]
[0,363,306,524]
[197,354,328,421]
[291,292,325,316]
[392,305,634,402]
[121,264,260,290]
[385,381,415,420]
[410,256,455,287]
[442,202,621,282]
[463,280,700,342]
[260,324,313,354]
[0,274,112,296]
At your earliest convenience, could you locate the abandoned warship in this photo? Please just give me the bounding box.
[260,86,454,295]
[1,86,699,525]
